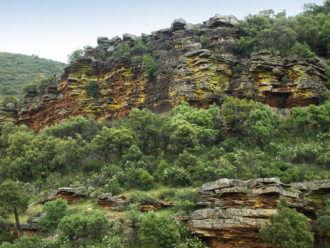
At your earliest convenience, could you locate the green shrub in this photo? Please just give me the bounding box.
[291,41,316,58]
[104,178,121,196]
[82,160,104,173]
[2,96,18,108]
[139,211,180,247]
[131,37,147,55]
[38,198,69,232]
[85,81,100,96]
[200,35,212,48]
[175,189,198,204]
[232,72,240,79]
[0,236,42,248]
[0,231,11,244]
[173,200,196,215]
[163,40,171,50]
[159,189,176,200]
[129,191,157,203]
[260,197,314,248]
[97,50,107,60]
[138,169,154,190]
[58,211,108,241]
[142,54,159,79]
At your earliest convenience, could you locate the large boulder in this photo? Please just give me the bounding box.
[171,18,187,32]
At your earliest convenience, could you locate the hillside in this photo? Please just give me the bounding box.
[0,52,66,96]
[1,1,330,248]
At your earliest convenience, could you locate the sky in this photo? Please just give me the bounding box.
[0,0,325,63]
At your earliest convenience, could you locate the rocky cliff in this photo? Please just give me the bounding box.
[0,15,328,133]
[183,178,330,248]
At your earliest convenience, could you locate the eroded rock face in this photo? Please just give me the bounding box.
[183,178,330,248]
[0,108,18,133]
[57,187,86,204]
[97,193,128,211]
[97,193,171,212]
[6,15,327,134]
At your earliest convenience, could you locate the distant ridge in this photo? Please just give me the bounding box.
[0,52,66,96]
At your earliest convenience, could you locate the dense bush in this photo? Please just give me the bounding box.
[38,198,69,232]
[58,211,108,241]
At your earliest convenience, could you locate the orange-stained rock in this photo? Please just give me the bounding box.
[9,23,326,134]
[184,178,330,248]
[56,187,86,204]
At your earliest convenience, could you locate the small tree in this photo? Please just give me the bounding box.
[260,197,314,248]
[139,211,180,247]
[38,198,69,232]
[0,180,30,236]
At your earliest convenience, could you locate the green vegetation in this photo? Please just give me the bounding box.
[260,197,314,248]
[0,53,66,96]
[21,74,58,94]
[142,54,159,79]
[84,81,100,97]
[1,96,18,108]
[234,2,330,58]
[67,46,93,65]
[38,198,69,233]
[0,180,30,236]
[316,195,330,232]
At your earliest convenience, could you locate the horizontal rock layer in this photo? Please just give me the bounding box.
[0,16,327,133]
[183,178,330,248]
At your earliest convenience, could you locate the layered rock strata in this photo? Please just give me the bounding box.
[97,193,129,211]
[183,178,330,248]
[57,187,86,204]
[41,187,86,204]
[0,15,327,133]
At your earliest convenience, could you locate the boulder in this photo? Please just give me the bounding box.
[109,35,121,45]
[97,36,109,45]
[171,18,187,32]
[123,33,136,42]
[183,178,330,248]
[204,14,239,28]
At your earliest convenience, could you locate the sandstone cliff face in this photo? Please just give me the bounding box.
[183,178,330,248]
[0,15,327,133]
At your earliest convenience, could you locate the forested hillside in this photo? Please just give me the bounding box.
[0,53,66,96]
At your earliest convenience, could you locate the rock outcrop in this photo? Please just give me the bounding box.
[97,193,171,212]
[0,15,327,134]
[57,187,86,204]
[41,189,58,203]
[42,187,86,204]
[183,178,330,248]
[97,193,128,211]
